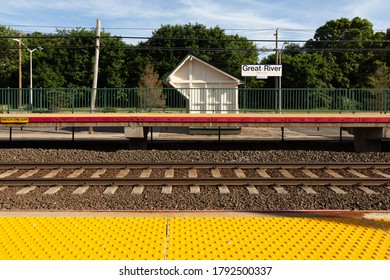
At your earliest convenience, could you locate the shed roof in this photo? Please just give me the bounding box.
[164,54,243,87]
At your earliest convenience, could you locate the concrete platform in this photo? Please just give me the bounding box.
[0,211,389,260]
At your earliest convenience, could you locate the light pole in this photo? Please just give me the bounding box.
[278,42,288,114]
[13,39,42,110]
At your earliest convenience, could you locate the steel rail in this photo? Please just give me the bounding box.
[1,177,389,186]
[1,162,390,170]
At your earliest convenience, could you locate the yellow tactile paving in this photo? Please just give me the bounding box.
[0,217,167,260]
[0,216,389,260]
[166,217,390,260]
[370,219,390,234]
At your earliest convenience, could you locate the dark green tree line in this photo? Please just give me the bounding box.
[0,18,389,90]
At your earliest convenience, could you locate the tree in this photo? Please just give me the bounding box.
[139,23,258,83]
[305,17,379,87]
[261,51,346,88]
[30,28,130,89]
[368,64,390,88]
[0,26,19,88]
[137,63,165,109]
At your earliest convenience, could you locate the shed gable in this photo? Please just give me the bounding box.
[166,54,241,114]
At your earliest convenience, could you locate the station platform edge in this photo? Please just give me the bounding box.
[0,211,389,260]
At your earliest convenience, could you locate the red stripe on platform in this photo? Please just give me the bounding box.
[27,115,390,124]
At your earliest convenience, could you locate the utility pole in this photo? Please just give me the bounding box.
[17,32,22,109]
[91,19,101,113]
[275,28,279,64]
[89,19,101,134]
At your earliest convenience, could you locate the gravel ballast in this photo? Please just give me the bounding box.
[0,147,390,211]
[3,148,390,163]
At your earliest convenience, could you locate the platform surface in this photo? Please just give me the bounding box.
[0,211,389,260]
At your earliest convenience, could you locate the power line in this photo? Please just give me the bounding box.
[1,34,389,44]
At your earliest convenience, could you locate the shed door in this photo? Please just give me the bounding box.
[190,83,206,113]
[207,88,221,113]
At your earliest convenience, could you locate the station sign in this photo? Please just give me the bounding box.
[241,64,282,78]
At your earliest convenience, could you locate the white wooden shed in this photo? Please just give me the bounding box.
[166,54,242,113]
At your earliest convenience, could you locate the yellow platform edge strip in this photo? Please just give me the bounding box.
[0,217,389,260]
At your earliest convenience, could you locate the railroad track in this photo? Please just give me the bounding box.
[1,162,390,195]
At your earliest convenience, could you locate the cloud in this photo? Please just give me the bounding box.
[341,0,390,29]
[1,0,388,41]
[176,0,306,29]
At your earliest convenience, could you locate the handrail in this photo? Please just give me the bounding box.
[1,87,389,114]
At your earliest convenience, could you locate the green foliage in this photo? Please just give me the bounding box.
[45,89,74,111]
[137,63,165,109]
[305,17,379,87]
[141,23,258,80]
[261,52,346,88]
[368,65,390,88]
[306,90,333,110]
[0,26,19,88]
[335,96,360,111]
[0,18,389,91]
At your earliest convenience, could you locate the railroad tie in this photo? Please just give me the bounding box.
[327,185,346,194]
[44,186,63,195]
[162,185,173,194]
[67,169,85,178]
[43,169,63,178]
[357,186,377,195]
[190,185,200,194]
[256,169,271,178]
[116,169,130,178]
[273,185,288,194]
[211,168,222,178]
[16,186,37,195]
[103,186,118,195]
[72,186,89,195]
[301,185,317,194]
[188,169,198,178]
[18,169,39,178]
[372,169,390,178]
[164,169,174,178]
[246,184,259,195]
[346,169,368,178]
[301,169,319,178]
[0,169,19,178]
[218,184,230,194]
[324,169,344,178]
[91,169,107,178]
[140,169,152,178]
[279,169,294,178]
[234,168,246,178]
[131,185,144,195]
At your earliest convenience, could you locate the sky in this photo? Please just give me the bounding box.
[1,0,390,52]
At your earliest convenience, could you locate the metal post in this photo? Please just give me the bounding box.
[13,39,42,111]
[29,50,33,110]
[274,29,279,113]
[17,34,22,109]
[278,42,288,114]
